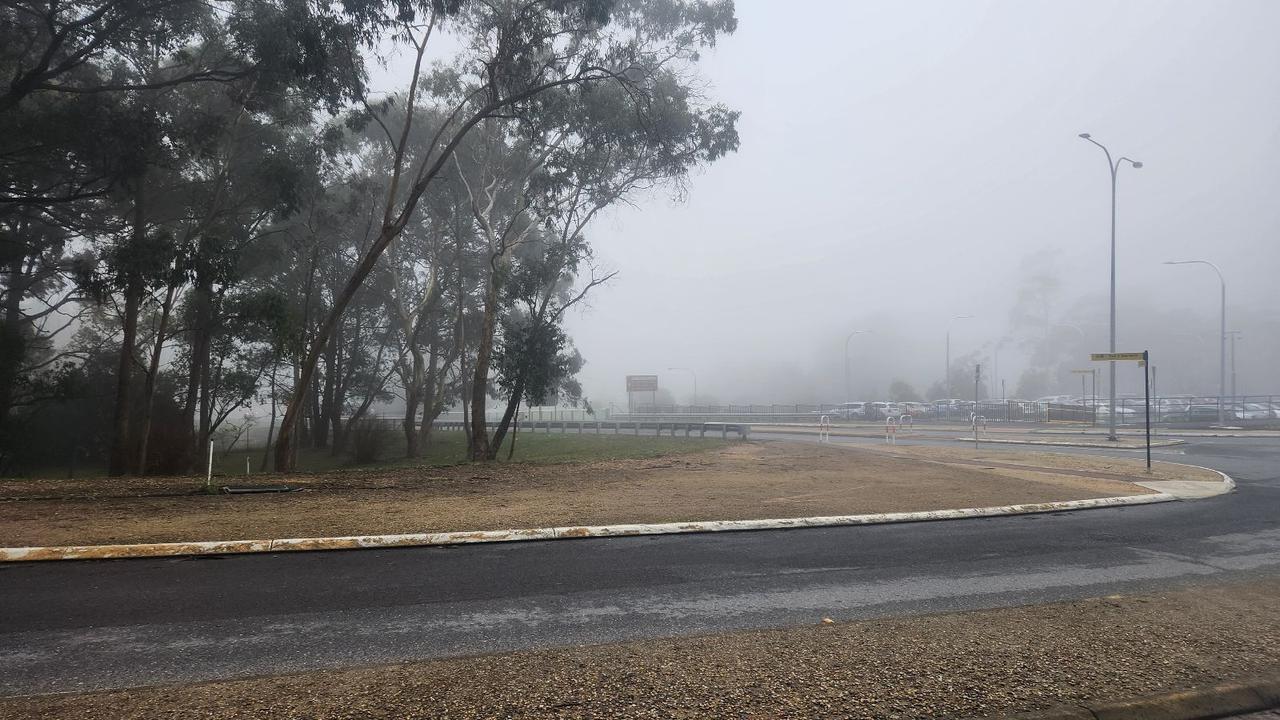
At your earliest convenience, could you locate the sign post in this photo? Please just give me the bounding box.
[626,375,659,413]
[1142,350,1151,472]
[1090,351,1151,471]
[1070,369,1098,425]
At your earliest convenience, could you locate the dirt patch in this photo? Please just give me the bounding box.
[0,441,1161,547]
[5,577,1279,719]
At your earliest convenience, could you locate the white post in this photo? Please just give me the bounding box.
[206,440,214,491]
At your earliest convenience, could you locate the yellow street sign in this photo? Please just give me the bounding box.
[1090,352,1145,362]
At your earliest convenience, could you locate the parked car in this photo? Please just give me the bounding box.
[1231,403,1273,421]
[865,401,894,420]
[900,401,930,417]
[1095,404,1138,420]
[825,401,867,420]
[1185,404,1223,423]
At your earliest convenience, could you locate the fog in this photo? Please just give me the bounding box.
[538,0,1280,407]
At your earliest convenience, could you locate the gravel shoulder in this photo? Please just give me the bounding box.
[0,441,1174,547]
[5,577,1279,719]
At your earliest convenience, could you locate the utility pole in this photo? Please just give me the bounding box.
[1163,260,1227,424]
[946,315,973,398]
[844,330,871,405]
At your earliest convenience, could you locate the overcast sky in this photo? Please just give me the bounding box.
[548,0,1280,408]
[379,1,1280,408]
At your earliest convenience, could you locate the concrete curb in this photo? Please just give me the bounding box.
[0,492,1180,563]
[987,673,1280,719]
[1174,464,1237,493]
[958,437,1187,449]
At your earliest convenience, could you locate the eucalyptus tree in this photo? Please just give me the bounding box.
[466,64,740,459]
[273,0,739,470]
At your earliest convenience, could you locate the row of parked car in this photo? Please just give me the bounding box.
[816,397,1280,423]
[1037,395,1280,422]
[818,401,933,420]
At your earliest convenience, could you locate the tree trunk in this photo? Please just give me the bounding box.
[181,272,213,471]
[403,386,421,458]
[197,337,215,457]
[0,255,28,452]
[488,376,525,460]
[402,346,425,458]
[108,182,148,477]
[135,281,177,474]
[418,326,442,448]
[467,274,500,461]
[108,276,143,476]
[260,356,278,472]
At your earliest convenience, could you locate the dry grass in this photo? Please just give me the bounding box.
[0,441,1171,547]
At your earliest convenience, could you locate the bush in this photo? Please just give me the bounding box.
[351,419,391,464]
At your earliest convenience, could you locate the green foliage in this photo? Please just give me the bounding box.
[495,312,584,407]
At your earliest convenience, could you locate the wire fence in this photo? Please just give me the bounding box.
[623,395,1280,426]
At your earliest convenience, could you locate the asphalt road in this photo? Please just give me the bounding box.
[1,435,1277,696]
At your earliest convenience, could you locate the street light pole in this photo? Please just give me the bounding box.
[666,367,697,409]
[844,330,871,404]
[1163,260,1227,424]
[1079,133,1142,441]
[946,315,973,398]
[1226,331,1241,401]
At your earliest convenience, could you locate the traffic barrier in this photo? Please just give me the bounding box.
[971,413,988,443]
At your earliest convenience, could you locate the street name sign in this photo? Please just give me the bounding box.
[1090,352,1145,362]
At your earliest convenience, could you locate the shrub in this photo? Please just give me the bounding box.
[351,419,391,464]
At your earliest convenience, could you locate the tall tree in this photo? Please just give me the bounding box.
[273,0,739,470]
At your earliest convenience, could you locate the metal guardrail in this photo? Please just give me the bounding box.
[432,419,750,439]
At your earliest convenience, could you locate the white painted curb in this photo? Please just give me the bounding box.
[957,437,1186,449]
[0,492,1182,563]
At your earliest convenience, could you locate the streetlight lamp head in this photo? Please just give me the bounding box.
[1131,161,1143,169]
[1078,133,1091,139]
